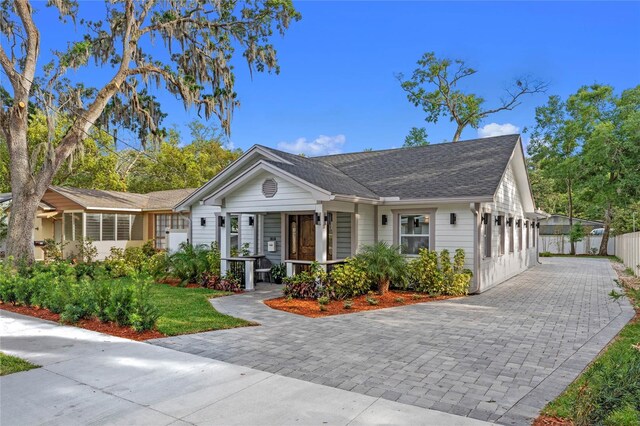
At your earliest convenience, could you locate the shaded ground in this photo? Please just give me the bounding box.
[152,258,635,425]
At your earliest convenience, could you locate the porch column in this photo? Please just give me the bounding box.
[220,212,231,276]
[315,204,327,272]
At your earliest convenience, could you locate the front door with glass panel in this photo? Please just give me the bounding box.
[288,214,315,261]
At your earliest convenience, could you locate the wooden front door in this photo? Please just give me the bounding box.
[288,214,315,261]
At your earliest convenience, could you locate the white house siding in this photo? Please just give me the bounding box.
[223,172,317,213]
[377,203,474,271]
[263,213,282,265]
[479,161,536,292]
[190,204,219,247]
[240,214,256,254]
[356,204,375,251]
[434,205,475,271]
[336,212,352,259]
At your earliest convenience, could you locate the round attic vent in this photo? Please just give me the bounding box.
[262,178,278,198]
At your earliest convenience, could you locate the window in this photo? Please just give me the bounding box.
[326,212,334,260]
[102,214,116,241]
[63,212,83,241]
[155,213,188,249]
[518,219,523,251]
[498,215,505,255]
[483,213,491,258]
[230,215,239,253]
[117,215,131,240]
[509,217,514,253]
[399,214,430,255]
[64,213,73,241]
[525,221,530,248]
[86,214,101,241]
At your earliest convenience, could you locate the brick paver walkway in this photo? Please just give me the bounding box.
[150,258,635,425]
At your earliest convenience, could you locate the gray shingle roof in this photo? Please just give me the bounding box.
[261,134,520,200]
[49,186,196,211]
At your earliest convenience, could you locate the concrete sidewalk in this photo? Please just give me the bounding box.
[0,311,491,426]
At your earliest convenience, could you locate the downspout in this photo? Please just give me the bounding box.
[469,203,481,294]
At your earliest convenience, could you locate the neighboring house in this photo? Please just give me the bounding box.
[3,187,194,260]
[538,214,613,255]
[538,214,603,235]
[175,134,545,293]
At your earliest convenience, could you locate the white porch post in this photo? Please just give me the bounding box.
[220,212,231,276]
[315,204,327,272]
[244,259,255,291]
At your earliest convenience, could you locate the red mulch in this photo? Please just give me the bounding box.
[532,415,572,426]
[264,290,457,318]
[157,278,201,288]
[0,303,165,341]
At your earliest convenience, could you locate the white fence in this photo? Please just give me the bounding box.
[539,234,614,255]
[614,231,640,276]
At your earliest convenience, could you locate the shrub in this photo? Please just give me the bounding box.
[540,251,553,257]
[366,294,379,305]
[76,238,98,264]
[408,249,444,294]
[141,240,156,257]
[409,248,471,296]
[282,263,328,299]
[329,257,371,299]
[106,283,135,326]
[42,239,66,262]
[394,296,405,304]
[104,248,135,278]
[317,295,330,306]
[92,280,112,322]
[356,242,407,294]
[167,243,212,285]
[129,278,160,332]
[147,251,170,279]
[212,272,242,292]
[270,263,286,284]
[0,260,159,332]
[343,299,353,309]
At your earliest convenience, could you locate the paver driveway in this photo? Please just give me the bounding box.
[151,258,635,425]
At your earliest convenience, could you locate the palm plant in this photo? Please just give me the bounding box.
[168,243,210,285]
[356,241,407,295]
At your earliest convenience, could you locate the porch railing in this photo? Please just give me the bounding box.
[221,256,261,291]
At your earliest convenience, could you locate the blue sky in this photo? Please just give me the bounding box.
[6,1,640,155]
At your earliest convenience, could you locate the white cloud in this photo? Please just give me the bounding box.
[277,134,346,156]
[477,123,520,138]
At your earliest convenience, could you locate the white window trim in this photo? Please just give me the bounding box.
[396,212,432,256]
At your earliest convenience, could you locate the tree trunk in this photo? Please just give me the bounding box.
[452,125,464,142]
[599,204,612,256]
[378,278,390,295]
[6,192,40,263]
[568,178,575,255]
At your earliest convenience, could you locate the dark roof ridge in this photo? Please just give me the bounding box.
[314,134,520,160]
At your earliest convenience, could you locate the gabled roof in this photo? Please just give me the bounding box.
[177,134,532,209]
[312,134,519,200]
[49,186,195,211]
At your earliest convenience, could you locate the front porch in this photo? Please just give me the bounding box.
[219,206,356,290]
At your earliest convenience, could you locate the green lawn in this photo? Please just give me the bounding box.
[542,268,639,425]
[149,284,253,336]
[0,352,39,376]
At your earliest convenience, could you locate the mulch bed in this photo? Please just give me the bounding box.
[264,290,457,318]
[0,303,165,341]
[532,415,573,426]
